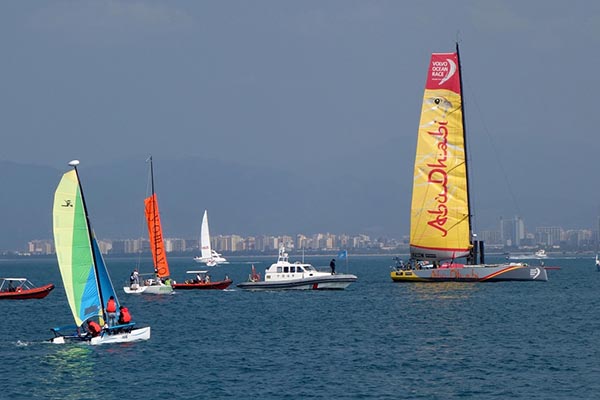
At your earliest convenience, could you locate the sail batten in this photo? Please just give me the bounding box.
[409,51,471,261]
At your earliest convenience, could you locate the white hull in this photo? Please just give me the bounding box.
[509,254,548,260]
[238,246,357,291]
[91,327,151,345]
[237,274,357,291]
[50,327,151,345]
[193,257,228,266]
[123,284,173,294]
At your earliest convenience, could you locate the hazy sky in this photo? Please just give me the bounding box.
[1,1,599,237]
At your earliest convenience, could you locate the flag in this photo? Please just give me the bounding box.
[337,250,347,260]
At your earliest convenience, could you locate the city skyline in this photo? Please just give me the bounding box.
[23,217,600,256]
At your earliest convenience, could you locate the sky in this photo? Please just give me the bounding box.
[1,1,600,241]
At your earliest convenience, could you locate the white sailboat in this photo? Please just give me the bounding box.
[193,210,228,266]
[595,254,600,272]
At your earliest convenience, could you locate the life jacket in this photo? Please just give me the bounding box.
[119,307,132,324]
[106,298,117,313]
[88,321,101,336]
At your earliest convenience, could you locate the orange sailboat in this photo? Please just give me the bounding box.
[124,156,174,294]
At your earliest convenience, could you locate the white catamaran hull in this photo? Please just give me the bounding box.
[193,256,229,266]
[237,274,357,291]
[50,327,151,345]
[123,284,173,294]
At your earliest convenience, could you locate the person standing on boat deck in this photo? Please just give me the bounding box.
[330,259,336,275]
[106,296,117,326]
[130,269,139,286]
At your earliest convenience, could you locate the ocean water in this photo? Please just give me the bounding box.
[0,254,598,399]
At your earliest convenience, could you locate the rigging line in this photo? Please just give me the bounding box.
[462,71,522,220]
[135,161,153,270]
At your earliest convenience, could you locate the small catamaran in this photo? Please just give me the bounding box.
[391,44,547,283]
[124,156,173,294]
[193,210,228,266]
[49,160,150,344]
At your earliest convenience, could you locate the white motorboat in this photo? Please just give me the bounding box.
[124,277,173,294]
[509,249,548,260]
[535,249,548,258]
[237,246,357,290]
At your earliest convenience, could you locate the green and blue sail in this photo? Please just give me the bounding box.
[53,169,118,327]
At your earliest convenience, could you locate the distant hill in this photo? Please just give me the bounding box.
[0,156,407,251]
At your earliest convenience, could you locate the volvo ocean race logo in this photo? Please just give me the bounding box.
[431,58,457,86]
[530,268,541,279]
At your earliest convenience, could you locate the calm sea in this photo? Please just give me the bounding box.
[0,254,598,399]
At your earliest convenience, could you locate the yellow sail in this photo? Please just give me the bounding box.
[409,51,471,261]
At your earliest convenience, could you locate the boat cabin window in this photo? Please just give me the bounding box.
[277,267,282,273]
[303,265,315,271]
[283,266,289,273]
[290,266,295,273]
[296,266,304,272]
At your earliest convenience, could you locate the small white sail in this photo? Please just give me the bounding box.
[200,210,212,260]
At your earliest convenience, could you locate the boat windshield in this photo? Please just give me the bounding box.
[302,265,316,271]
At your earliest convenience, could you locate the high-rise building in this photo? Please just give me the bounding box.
[535,227,563,247]
[27,240,54,255]
[500,216,525,247]
[165,238,186,252]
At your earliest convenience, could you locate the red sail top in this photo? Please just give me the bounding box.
[425,52,461,94]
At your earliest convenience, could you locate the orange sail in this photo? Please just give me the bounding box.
[409,51,471,261]
[144,193,170,278]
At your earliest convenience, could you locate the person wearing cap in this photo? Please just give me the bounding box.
[330,258,336,275]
